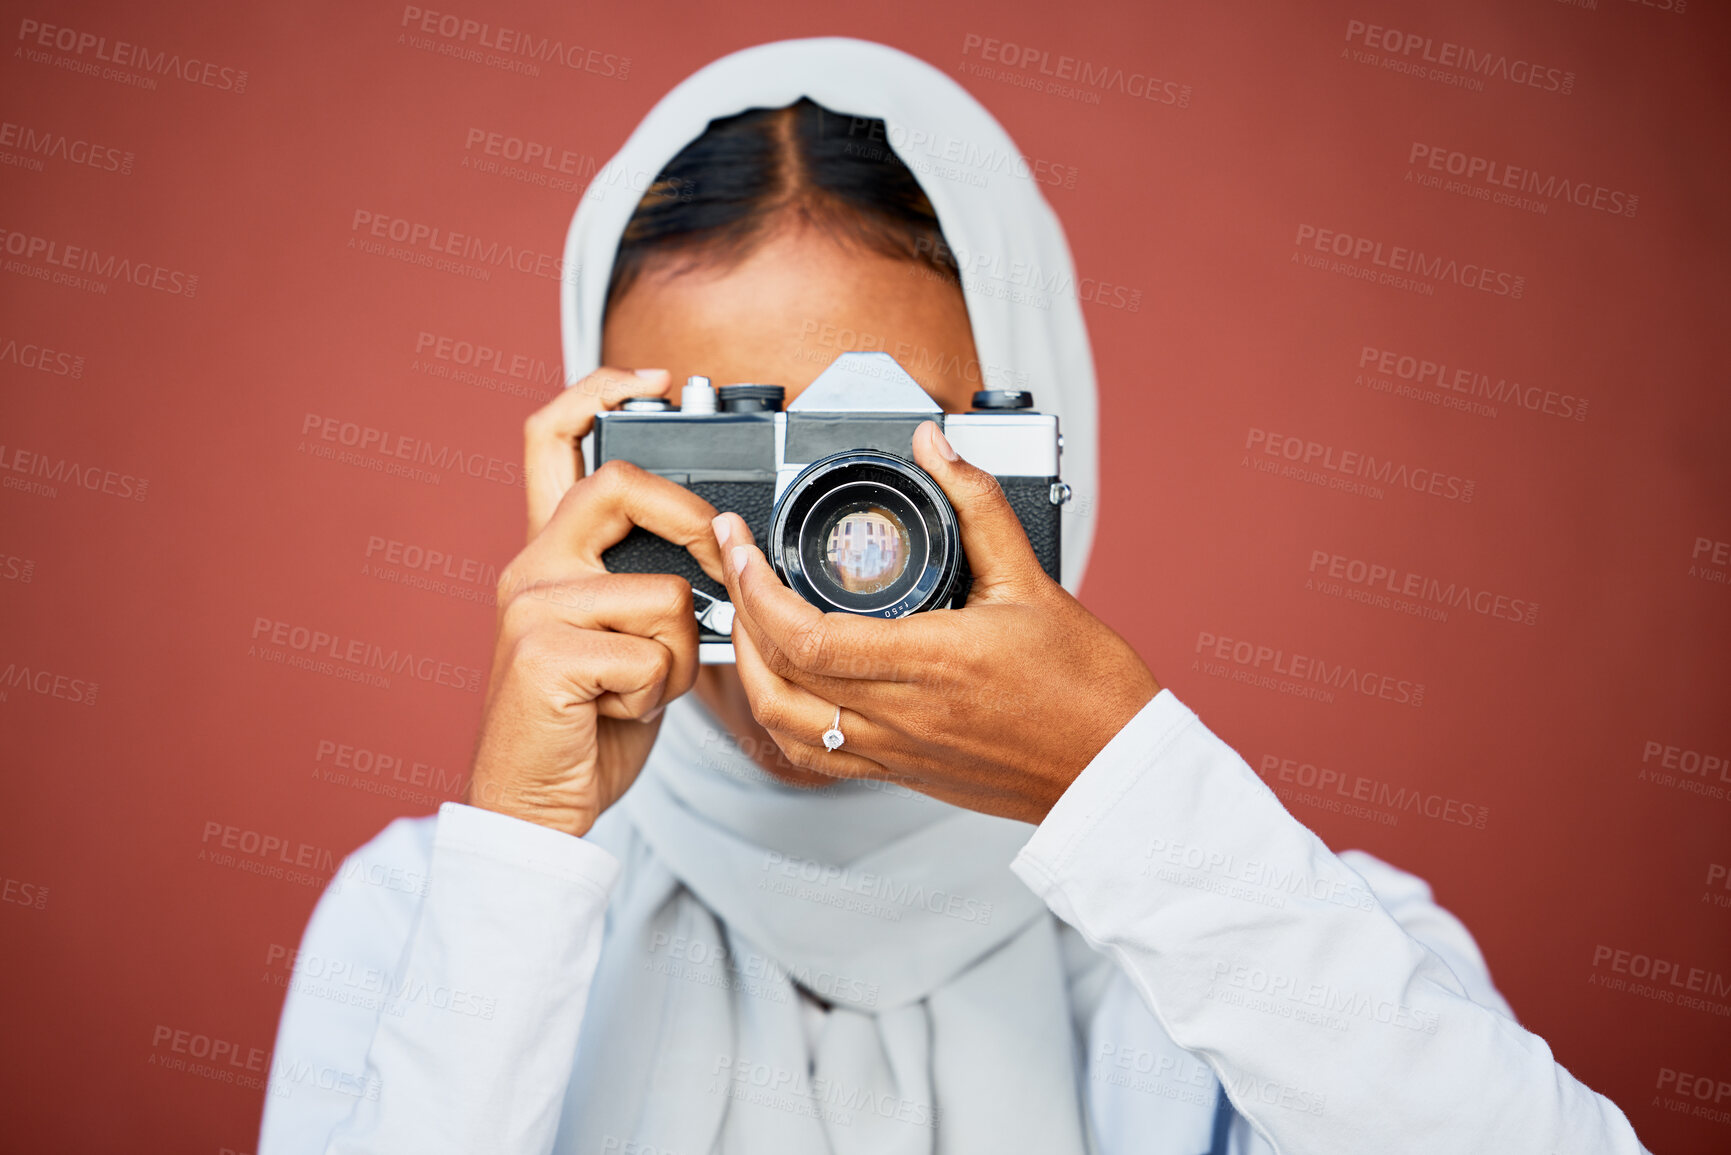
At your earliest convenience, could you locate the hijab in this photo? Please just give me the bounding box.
[554,37,1105,1155]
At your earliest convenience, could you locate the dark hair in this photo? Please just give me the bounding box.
[605,98,961,312]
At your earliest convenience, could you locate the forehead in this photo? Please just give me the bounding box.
[599,228,978,406]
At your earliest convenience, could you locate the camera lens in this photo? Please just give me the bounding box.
[771,451,962,618]
[822,504,911,594]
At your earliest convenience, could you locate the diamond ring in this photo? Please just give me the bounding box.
[822,706,845,752]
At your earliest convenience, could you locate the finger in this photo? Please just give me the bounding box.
[911,420,1046,601]
[531,459,728,586]
[525,367,672,540]
[714,510,886,692]
[711,514,924,681]
[731,618,888,779]
[497,572,700,705]
[763,734,891,781]
[509,624,675,720]
[585,630,678,720]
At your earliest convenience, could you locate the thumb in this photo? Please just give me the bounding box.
[525,366,671,541]
[912,420,1044,600]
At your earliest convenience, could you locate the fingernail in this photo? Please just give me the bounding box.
[712,514,731,548]
[928,423,958,462]
[730,545,749,576]
[633,367,667,380]
[643,704,665,722]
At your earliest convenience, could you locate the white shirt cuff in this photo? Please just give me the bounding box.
[1012,688,1195,896]
[434,801,622,896]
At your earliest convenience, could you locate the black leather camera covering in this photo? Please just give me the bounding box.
[601,481,772,606]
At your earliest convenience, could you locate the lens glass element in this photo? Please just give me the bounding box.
[822,504,911,594]
[771,450,963,618]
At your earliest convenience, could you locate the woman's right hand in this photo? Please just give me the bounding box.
[464,367,727,837]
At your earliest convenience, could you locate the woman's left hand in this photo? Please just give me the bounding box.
[711,421,1161,825]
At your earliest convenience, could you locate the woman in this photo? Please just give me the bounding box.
[260,38,1649,1155]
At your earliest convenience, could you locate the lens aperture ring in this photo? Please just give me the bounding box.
[770,451,962,618]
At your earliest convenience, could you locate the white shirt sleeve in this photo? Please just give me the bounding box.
[259,802,620,1155]
[1012,689,1652,1155]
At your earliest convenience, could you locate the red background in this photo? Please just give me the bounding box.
[2,1,1728,1151]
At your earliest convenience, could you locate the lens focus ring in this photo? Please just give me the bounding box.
[769,451,962,618]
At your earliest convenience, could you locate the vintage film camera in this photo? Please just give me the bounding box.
[593,352,1067,662]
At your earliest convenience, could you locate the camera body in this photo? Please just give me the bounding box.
[593,351,1065,662]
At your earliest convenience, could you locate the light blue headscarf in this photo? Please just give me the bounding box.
[554,38,1105,1155]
